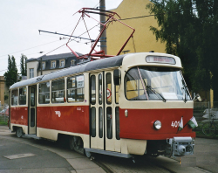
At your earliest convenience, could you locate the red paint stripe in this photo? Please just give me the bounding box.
[119,108,194,140]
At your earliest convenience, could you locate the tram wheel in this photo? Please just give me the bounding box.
[16,127,23,138]
[69,137,75,150]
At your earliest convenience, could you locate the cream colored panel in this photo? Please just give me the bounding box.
[120,138,147,155]
[11,124,28,134]
[37,127,89,146]
[119,99,193,109]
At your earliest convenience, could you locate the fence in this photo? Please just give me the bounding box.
[0,105,9,125]
[193,101,218,138]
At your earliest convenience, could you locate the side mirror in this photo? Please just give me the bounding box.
[114,69,121,85]
[194,94,202,102]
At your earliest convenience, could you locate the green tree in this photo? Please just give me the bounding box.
[4,55,18,88]
[20,54,27,76]
[147,0,218,100]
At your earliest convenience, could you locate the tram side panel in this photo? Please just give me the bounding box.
[37,105,89,140]
[10,107,28,133]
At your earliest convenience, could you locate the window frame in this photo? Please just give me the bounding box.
[19,87,27,105]
[11,89,18,106]
[29,68,34,78]
[38,81,50,104]
[59,59,65,68]
[42,62,46,70]
[51,61,56,69]
[51,78,65,103]
[67,74,85,103]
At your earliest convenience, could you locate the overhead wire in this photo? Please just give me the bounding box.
[0,40,61,59]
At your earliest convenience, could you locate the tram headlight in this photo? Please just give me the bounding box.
[154,120,162,130]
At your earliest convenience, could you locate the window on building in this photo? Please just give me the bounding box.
[60,60,65,68]
[71,60,76,66]
[39,82,50,104]
[51,61,56,69]
[52,78,65,103]
[42,62,45,70]
[11,89,18,105]
[29,68,34,78]
[67,75,84,102]
[19,87,26,105]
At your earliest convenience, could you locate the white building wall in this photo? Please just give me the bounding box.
[27,61,38,79]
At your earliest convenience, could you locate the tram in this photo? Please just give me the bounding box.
[9,52,195,158]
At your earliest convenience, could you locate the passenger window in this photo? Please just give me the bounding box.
[11,89,18,106]
[39,82,50,104]
[106,73,112,104]
[67,75,84,102]
[52,78,65,103]
[19,87,26,105]
[90,75,96,105]
[99,107,103,138]
[115,107,120,140]
[91,107,96,137]
[115,84,119,104]
[107,107,112,139]
[98,74,102,105]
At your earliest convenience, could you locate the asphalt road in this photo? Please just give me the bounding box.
[0,126,216,173]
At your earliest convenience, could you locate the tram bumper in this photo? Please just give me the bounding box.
[165,137,194,157]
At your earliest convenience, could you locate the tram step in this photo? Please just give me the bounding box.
[22,134,42,140]
[85,148,132,158]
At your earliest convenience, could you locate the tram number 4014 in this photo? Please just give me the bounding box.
[171,121,180,128]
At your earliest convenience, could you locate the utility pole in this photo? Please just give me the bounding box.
[100,0,107,54]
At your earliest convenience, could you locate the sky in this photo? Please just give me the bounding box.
[0,0,123,76]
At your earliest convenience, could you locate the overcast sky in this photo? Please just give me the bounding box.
[0,0,123,76]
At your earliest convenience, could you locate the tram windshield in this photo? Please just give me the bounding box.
[125,66,191,101]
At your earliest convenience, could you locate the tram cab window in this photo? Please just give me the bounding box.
[125,67,191,101]
[52,78,65,103]
[19,87,26,105]
[11,89,18,106]
[67,75,84,102]
[39,82,50,104]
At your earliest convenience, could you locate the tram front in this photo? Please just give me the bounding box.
[119,52,196,157]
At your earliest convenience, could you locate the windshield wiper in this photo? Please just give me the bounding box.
[147,86,166,102]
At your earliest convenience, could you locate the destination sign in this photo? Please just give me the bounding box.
[146,56,176,65]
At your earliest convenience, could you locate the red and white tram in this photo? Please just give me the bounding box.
[9,52,195,158]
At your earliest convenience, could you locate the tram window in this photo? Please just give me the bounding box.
[52,78,65,103]
[67,75,84,102]
[90,75,96,105]
[11,89,18,106]
[19,87,26,105]
[99,107,103,138]
[98,74,102,105]
[91,107,96,137]
[115,107,120,140]
[39,82,50,104]
[107,107,112,139]
[106,73,112,104]
[115,85,119,104]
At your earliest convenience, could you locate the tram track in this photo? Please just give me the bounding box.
[0,127,212,173]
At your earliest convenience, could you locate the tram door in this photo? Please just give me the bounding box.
[28,85,37,134]
[90,71,120,152]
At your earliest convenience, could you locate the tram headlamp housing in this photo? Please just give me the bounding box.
[154,120,162,130]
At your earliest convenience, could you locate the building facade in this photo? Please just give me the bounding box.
[0,76,5,106]
[106,0,166,55]
[26,52,81,79]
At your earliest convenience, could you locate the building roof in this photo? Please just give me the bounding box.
[27,52,84,71]
[27,52,82,62]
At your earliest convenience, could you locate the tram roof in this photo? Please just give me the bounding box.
[10,54,125,89]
